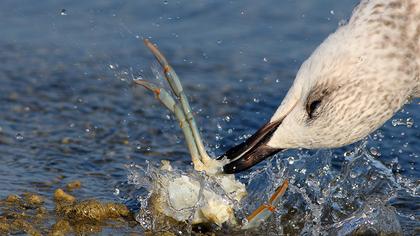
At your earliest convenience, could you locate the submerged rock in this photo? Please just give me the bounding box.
[66,180,82,191]
[56,199,130,222]
[54,188,76,203]
[0,181,135,235]
[25,193,44,206]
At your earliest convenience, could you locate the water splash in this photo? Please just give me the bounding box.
[15,132,24,140]
[125,161,244,233]
[60,9,67,16]
[122,137,419,234]
[391,117,414,128]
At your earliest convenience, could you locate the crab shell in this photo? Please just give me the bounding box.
[150,160,247,226]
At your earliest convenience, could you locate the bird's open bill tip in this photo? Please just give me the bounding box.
[219,120,283,174]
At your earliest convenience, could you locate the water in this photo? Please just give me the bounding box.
[0,0,418,235]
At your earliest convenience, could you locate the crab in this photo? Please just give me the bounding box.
[134,39,288,229]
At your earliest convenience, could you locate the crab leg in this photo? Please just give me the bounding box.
[143,39,212,165]
[134,80,207,170]
[241,179,289,230]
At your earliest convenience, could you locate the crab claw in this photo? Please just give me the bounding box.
[241,179,289,230]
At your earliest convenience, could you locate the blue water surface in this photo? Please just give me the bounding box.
[0,0,418,235]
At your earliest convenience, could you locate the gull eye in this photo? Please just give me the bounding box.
[307,100,322,118]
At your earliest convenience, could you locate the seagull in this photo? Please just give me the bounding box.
[221,0,420,174]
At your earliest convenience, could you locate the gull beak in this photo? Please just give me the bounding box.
[218,120,283,174]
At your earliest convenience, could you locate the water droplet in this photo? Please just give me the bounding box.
[224,116,231,122]
[391,118,414,128]
[330,10,335,15]
[406,117,414,128]
[109,64,115,69]
[217,123,222,130]
[392,119,401,126]
[228,129,233,134]
[343,151,353,157]
[85,128,90,133]
[163,0,168,5]
[338,19,347,26]
[113,188,120,195]
[216,40,222,45]
[263,57,268,62]
[16,133,24,140]
[60,9,67,16]
[222,96,228,104]
[369,147,381,157]
[287,156,295,165]
[253,98,260,103]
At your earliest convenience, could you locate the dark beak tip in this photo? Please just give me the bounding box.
[222,166,231,174]
[220,156,244,174]
[222,146,283,174]
[220,120,283,174]
[222,164,239,174]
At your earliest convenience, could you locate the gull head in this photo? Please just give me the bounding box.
[222,22,416,173]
